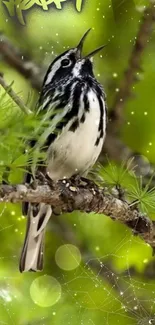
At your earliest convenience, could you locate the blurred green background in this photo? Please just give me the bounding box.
[0,0,155,324]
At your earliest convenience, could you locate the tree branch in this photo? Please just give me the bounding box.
[0,178,155,250]
[0,34,43,90]
[102,1,155,167]
[110,1,155,128]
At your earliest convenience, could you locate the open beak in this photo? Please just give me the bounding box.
[85,44,107,58]
[76,28,92,59]
[76,29,107,59]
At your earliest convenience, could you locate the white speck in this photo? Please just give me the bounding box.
[95,246,100,251]
[144,112,148,115]
[11,211,15,215]
[131,111,134,115]
[149,142,152,146]
[113,73,118,78]
[115,88,119,92]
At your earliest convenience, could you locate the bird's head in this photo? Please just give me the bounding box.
[44,29,106,86]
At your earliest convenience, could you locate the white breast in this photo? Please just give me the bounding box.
[47,89,106,181]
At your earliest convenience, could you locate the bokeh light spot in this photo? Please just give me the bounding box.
[55,244,81,271]
[30,275,61,307]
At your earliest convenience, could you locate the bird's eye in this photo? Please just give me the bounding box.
[61,58,71,67]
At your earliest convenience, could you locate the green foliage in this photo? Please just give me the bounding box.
[128,176,155,214]
[94,160,134,187]
[94,162,155,215]
[0,87,61,182]
[0,1,155,324]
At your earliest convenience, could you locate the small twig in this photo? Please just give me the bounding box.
[0,34,43,90]
[0,73,31,115]
[0,178,155,250]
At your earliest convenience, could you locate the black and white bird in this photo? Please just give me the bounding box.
[19,29,107,272]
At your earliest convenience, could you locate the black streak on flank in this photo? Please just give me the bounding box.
[53,82,72,107]
[80,113,85,123]
[44,133,57,148]
[98,96,104,133]
[95,137,100,146]
[69,84,90,131]
[83,92,90,112]
[44,82,82,144]
[69,118,79,132]
[95,96,104,147]
[63,82,82,123]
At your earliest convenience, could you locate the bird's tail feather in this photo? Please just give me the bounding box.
[19,203,52,272]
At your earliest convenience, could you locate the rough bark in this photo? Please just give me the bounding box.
[0,177,155,250]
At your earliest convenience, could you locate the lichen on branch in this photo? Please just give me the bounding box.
[0,176,155,250]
